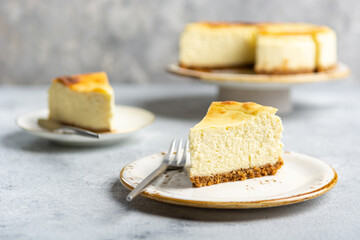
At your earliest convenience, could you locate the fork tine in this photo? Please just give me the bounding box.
[164,138,177,164]
[179,139,189,166]
[175,139,183,165]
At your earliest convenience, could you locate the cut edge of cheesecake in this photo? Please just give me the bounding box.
[189,101,284,188]
[313,28,337,72]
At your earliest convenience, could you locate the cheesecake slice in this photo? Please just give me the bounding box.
[48,72,115,132]
[189,101,284,187]
[179,22,258,69]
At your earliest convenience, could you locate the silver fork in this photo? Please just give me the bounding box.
[37,119,99,138]
[126,138,188,202]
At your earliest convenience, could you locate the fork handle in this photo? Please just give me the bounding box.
[62,126,99,139]
[126,164,168,202]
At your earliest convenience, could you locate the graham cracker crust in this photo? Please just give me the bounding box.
[317,64,337,72]
[190,158,284,187]
[179,62,253,71]
[179,62,337,75]
[254,64,337,75]
[255,68,315,75]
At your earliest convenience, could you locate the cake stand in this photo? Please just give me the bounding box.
[167,63,350,114]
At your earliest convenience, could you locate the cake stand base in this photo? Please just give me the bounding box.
[167,63,350,115]
[218,87,292,114]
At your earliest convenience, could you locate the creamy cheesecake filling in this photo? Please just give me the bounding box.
[48,81,115,132]
[189,111,283,178]
[180,23,257,68]
[314,29,337,71]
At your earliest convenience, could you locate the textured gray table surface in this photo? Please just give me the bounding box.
[1,81,359,240]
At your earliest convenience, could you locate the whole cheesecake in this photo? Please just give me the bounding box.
[179,22,337,74]
[189,101,284,187]
[48,72,115,132]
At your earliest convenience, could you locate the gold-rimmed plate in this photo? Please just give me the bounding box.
[16,105,155,146]
[120,151,337,209]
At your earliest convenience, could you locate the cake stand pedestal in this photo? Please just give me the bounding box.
[167,63,350,114]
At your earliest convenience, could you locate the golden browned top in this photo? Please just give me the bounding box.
[184,21,333,36]
[185,22,261,31]
[53,72,113,94]
[197,21,258,28]
[193,101,277,129]
[258,23,331,35]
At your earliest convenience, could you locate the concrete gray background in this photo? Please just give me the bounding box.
[0,0,359,85]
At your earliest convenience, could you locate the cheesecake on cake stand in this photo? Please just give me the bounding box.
[169,22,350,114]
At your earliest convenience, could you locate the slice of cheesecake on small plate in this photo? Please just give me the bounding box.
[120,101,337,208]
[16,72,155,145]
[120,151,337,209]
[48,72,116,133]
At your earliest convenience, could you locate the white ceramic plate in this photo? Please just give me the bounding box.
[120,151,337,209]
[16,105,155,146]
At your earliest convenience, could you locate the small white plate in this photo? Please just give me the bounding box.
[16,105,155,146]
[120,151,337,209]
